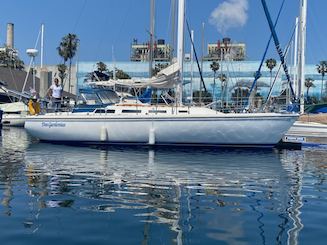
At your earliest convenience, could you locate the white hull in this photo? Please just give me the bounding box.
[25,106,298,147]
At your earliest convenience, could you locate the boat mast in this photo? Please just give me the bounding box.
[177,0,185,105]
[190,29,194,103]
[149,0,155,77]
[293,17,299,98]
[298,0,307,114]
[112,45,116,80]
[40,23,44,69]
[170,0,176,62]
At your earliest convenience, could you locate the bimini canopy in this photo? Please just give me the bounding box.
[88,63,180,89]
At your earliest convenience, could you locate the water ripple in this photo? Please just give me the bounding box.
[0,128,327,244]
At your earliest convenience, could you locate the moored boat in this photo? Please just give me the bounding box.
[25,104,298,147]
[24,0,299,147]
[0,102,28,127]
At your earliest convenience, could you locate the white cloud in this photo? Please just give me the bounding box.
[209,0,249,35]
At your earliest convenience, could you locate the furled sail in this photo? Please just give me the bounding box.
[88,63,180,89]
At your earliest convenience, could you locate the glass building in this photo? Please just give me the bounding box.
[77,60,324,100]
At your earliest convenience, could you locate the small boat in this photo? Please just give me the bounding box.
[0,102,28,127]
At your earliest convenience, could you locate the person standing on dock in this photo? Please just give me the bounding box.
[48,78,63,112]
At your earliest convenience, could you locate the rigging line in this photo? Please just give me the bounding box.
[0,87,13,103]
[93,1,117,60]
[226,57,238,90]
[248,0,286,97]
[112,0,137,58]
[260,0,295,99]
[186,19,207,92]
[34,27,41,50]
[72,0,87,32]
[21,26,42,96]
[264,24,296,108]
[9,67,18,91]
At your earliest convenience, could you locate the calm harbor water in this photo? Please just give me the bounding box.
[0,128,326,245]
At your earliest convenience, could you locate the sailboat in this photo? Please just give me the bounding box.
[24,0,298,147]
[283,0,327,145]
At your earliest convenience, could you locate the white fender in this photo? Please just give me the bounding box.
[148,127,155,145]
[100,126,108,141]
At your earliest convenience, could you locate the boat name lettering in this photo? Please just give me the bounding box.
[42,122,66,128]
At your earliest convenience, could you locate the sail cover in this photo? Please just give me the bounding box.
[87,63,180,89]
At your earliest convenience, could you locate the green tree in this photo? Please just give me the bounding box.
[57,63,67,86]
[305,77,315,101]
[57,33,79,93]
[96,61,107,73]
[210,61,220,101]
[114,69,131,79]
[265,58,277,87]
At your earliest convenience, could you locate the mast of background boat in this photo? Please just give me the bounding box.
[293,17,299,98]
[149,0,155,78]
[298,0,307,114]
[190,30,194,103]
[200,22,205,104]
[112,46,116,80]
[176,0,185,105]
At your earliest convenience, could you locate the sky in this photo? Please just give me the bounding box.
[0,0,326,66]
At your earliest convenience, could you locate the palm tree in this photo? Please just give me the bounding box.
[316,61,327,101]
[57,63,67,86]
[210,61,220,101]
[57,33,79,93]
[305,78,315,101]
[265,58,277,87]
[218,73,227,104]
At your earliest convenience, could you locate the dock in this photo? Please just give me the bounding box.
[284,115,327,146]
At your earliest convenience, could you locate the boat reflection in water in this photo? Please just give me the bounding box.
[21,137,306,245]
